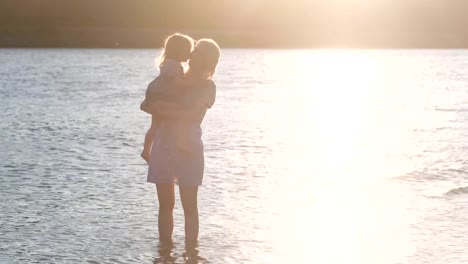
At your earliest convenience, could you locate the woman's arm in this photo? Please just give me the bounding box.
[157,101,207,122]
[143,99,206,122]
[140,100,151,114]
[144,79,215,122]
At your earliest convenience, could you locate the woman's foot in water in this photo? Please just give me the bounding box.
[184,238,198,254]
[159,239,174,255]
[182,240,206,263]
[154,239,174,263]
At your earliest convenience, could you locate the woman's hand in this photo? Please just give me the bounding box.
[140,100,151,114]
[140,149,151,164]
[141,100,163,116]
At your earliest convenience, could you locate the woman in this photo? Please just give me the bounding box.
[142,39,220,248]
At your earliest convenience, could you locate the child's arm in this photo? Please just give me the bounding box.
[140,77,165,114]
[140,82,155,114]
[140,115,160,164]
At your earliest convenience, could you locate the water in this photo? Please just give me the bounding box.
[1,48,467,264]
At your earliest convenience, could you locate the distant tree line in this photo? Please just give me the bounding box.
[0,0,467,48]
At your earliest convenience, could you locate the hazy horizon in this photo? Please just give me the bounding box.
[1,0,468,48]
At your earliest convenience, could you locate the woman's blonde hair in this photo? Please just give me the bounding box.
[188,39,221,79]
[158,33,194,66]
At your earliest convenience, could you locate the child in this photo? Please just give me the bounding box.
[140,33,195,163]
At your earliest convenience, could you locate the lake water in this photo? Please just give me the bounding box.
[1,49,467,264]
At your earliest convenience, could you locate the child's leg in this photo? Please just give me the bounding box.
[141,115,159,163]
[141,128,154,163]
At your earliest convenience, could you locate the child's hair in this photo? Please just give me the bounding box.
[158,33,194,66]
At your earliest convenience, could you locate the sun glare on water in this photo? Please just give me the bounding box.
[266,50,400,182]
[256,50,419,263]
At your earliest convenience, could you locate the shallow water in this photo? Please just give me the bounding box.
[1,48,467,264]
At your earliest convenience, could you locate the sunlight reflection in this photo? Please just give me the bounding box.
[263,50,416,183]
[260,50,421,263]
[272,181,415,264]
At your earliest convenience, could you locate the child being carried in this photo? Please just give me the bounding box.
[140,33,195,163]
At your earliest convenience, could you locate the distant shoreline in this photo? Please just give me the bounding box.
[1,28,467,49]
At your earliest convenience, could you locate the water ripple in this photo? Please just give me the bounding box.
[1,49,468,263]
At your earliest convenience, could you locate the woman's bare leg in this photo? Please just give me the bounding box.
[179,186,199,246]
[156,183,175,244]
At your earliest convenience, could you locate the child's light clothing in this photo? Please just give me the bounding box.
[142,59,191,152]
[146,59,184,103]
[160,59,184,78]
